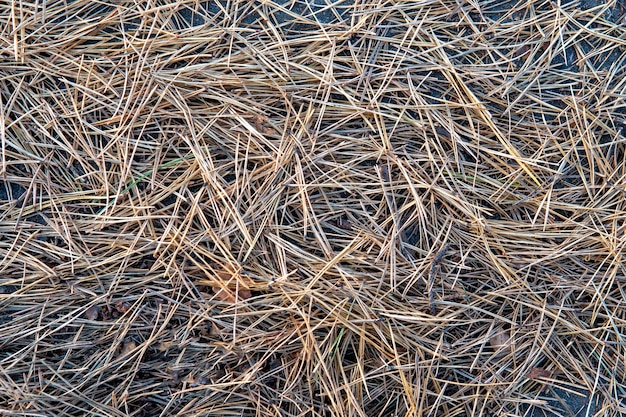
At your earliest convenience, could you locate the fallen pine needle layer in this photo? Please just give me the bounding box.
[1,1,625,416]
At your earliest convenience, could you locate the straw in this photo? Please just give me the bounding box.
[1,0,625,416]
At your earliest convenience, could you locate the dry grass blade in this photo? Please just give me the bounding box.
[1,0,625,416]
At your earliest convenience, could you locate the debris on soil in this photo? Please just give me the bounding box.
[0,0,625,416]
[83,305,101,321]
[528,368,553,380]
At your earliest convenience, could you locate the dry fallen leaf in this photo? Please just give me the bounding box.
[527,367,552,379]
[84,305,101,321]
[119,339,137,358]
[514,44,531,60]
[212,286,252,303]
[250,114,279,135]
[200,265,254,304]
[115,300,131,314]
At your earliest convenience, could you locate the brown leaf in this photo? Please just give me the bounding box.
[527,368,552,379]
[115,300,131,314]
[203,265,254,304]
[250,114,278,135]
[514,44,530,60]
[212,286,251,303]
[84,305,101,321]
[119,339,137,358]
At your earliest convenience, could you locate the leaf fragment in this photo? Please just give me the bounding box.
[527,368,552,379]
